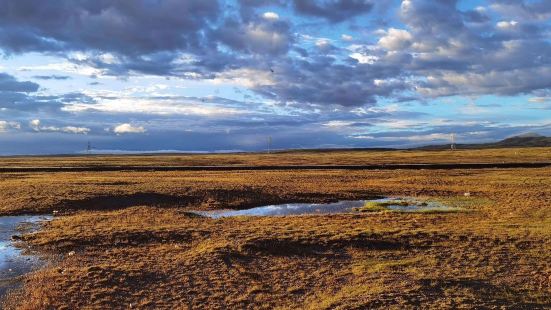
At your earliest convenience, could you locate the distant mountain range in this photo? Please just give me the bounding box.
[416,133,551,150]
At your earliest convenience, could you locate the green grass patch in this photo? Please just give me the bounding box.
[353,201,392,212]
[353,199,465,214]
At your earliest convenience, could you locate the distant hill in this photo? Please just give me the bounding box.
[273,134,551,153]
[417,134,551,150]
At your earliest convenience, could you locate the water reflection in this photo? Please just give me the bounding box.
[0,215,51,297]
[192,197,457,218]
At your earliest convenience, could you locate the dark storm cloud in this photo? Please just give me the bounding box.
[248,47,412,107]
[0,92,67,112]
[0,73,39,92]
[0,74,93,112]
[397,0,551,98]
[462,9,490,24]
[1,0,551,109]
[292,0,374,22]
[0,0,219,55]
[0,73,48,112]
[227,0,551,107]
[0,0,225,78]
[0,0,297,77]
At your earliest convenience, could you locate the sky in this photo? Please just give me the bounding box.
[1,0,551,155]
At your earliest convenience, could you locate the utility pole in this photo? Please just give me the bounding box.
[450,133,456,151]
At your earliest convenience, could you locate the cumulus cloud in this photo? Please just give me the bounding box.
[341,34,353,41]
[396,0,551,98]
[496,20,518,30]
[0,0,228,78]
[490,0,551,21]
[29,119,90,134]
[29,119,40,129]
[262,12,280,21]
[0,120,21,132]
[377,28,413,50]
[0,0,219,55]
[1,0,550,107]
[315,38,334,51]
[251,56,408,107]
[214,18,293,55]
[1,0,551,154]
[60,126,91,134]
[113,123,146,134]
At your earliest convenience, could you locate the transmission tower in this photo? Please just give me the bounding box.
[450,133,456,151]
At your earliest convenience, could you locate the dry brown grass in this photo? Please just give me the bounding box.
[1,147,550,168]
[0,149,550,309]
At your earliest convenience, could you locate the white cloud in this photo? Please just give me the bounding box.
[262,12,279,21]
[240,23,289,54]
[0,121,21,132]
[378,28,412,50]
[19,61,105,77]
[0,122,7,133]
[529,97,549,103]
[351,135,375,140]
[386,119,427,129]
[323,120,355,128]
[98,53,117,64]
[347,44,379,64]
[28,119,89,134]
[30,119,41,130]
[211,68,275,88]
[63,96,242,116]
[349,53,378,64]
[315,38,332,49]
[401,0,412,11]
[475,6,486,13]
[341,34,353,41]
[406,133,453,142]
[496,20,518,30]
[113,123,146,134]
[61,126,91,134]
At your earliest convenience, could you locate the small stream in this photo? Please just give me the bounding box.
[0,215,51,297]
[192,197,460,218]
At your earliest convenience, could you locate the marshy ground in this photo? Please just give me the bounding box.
[0,148,550,309]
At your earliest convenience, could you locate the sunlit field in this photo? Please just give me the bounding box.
[1,147,551,168]
[2,0,551,308]
[1,149,550,309]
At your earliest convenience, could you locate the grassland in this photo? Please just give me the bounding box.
[0,148,550,309]
[1,146,551,168]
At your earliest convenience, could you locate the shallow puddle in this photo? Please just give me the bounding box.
[192,197,460,218]
[0,215,51,297]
